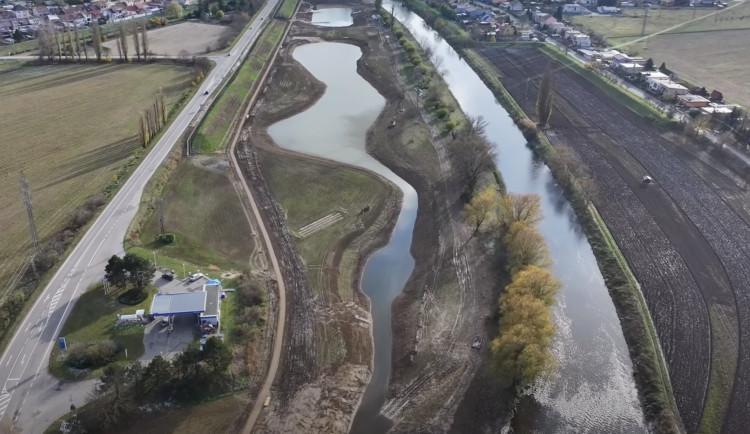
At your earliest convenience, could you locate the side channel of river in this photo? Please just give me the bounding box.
[267,41,418,433]
[386,3,647,432]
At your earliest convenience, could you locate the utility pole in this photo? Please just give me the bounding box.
[20,172,41,276]
[640,8,649,36]
[157,198,165,235]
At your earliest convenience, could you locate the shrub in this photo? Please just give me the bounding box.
[158,232,177,245]
[394,29,405,38]
[66,341,121,369]
[436,108,449,119]
[517,117,538,140]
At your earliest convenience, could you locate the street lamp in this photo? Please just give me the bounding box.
[153,251,156,267]
[183,263,186,280]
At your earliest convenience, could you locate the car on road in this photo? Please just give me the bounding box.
[188,272,205,282]
[204,90,209,95]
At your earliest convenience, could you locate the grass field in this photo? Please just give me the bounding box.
[137,157,255,271]
[571,3,750,107]
[257,149,391,300]
[192,20,286,153]
[276,0,299,19]
[48,283,155,380]
[0,63,193,296]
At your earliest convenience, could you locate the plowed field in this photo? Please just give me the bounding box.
[477,44,750,433]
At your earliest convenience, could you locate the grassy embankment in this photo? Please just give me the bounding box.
[275,0,299,19]
[192,20,286,153]
[0,63,194,352]
[462,47,683,432]
[257,150,392,300]
[48,283,155,380]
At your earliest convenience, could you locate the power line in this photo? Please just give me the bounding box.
[19,172,41,274]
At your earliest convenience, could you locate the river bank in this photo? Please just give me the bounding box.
[386,2,648,433]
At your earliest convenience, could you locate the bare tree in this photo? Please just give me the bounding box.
[450,134,497,195]
[465,115,488,139]
[118,22,129,61]
[536,70,554,127]
[141,20,148,60]
[73,27,82,61]
[36,22,55,62]
[132,22,141,61]
[91,21,102,61]
[52,27,62,61]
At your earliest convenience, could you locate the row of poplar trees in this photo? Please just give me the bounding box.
[138,95,167,148]
[36,20,149,63]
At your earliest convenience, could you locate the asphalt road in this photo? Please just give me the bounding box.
[0,3,280,432]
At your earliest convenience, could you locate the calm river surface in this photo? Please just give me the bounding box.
[386,2,647,432]
[311,7,354,27]
[267,42,418,433]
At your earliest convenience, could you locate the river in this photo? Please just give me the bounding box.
[385,2,646,432]
[267,41,418,433]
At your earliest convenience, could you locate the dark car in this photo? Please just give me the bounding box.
[161,271,175,281]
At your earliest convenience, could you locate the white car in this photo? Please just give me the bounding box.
[188,272,205,282]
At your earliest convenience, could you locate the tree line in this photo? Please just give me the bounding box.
[75,337,232,432]
[36,19,149,63]
[466,186,560,390]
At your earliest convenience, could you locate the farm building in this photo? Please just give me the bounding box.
[597,6,621,13]
[678,94,711,108]
[618,62,643,74]
[658,81,689,97]
[700,103,736,116]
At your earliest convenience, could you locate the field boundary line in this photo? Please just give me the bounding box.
[588,204,681,421]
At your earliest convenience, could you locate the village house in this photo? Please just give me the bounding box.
[618,62,643,74]
[532,10,549,23]
[657,80,689,97]
[565,29,591,47]
[509,0,524,12]
[678,94,711,108]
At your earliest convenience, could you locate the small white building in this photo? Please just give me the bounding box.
[618,62,643,74]
[657,81,689,96]
[563,3,587,14]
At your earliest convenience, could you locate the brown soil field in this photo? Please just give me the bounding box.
[0,63,192,298]
[477,44,750,433]
[102,22,234,56]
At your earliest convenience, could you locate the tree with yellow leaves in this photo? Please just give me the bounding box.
[504,221,550,275]
[504,265,560,306]
[464,187,500,235]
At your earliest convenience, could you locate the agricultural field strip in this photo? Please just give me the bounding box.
[298,213,344,238]
[484,46,750,432]
[478,46,719,430]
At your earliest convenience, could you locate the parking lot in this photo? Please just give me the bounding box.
[140,275,209,362]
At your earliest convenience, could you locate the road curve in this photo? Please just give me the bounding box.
[0,2,280,431]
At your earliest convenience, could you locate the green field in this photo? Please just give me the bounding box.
[192,20,286,153]
[258,149,392,300]
[276,0,299,19]
[49,283,155,380]
[138,157,255,271]
[0,63,193,294]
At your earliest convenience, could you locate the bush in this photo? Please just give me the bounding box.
[517,117,538,140]
[394,29,405,38]
[436,108,449,119]
[158,232,177,245]
[118,287,148,305]
[66,341,121,369]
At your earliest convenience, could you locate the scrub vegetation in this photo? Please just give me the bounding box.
[276,0,299,19]
[192,20,286,153]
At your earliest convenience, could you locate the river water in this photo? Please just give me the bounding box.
[267,41,418,432]
[385,3,647,433]
[270,6,646,432]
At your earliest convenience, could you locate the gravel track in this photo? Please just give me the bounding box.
[477,45,750,432]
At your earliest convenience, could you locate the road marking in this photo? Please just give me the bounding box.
[0,388,11,420]
[19,354,25,366]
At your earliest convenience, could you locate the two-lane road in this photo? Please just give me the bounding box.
[0,2,280,431]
